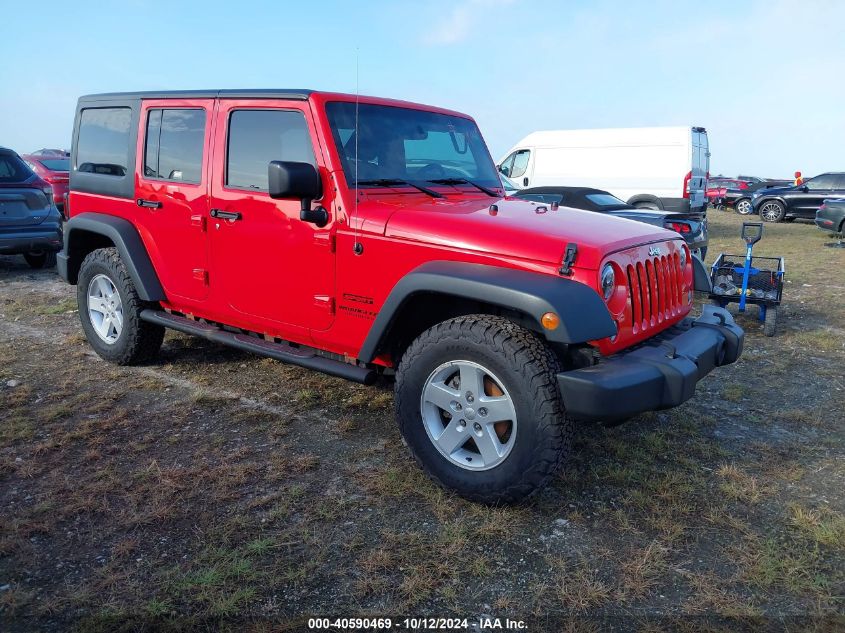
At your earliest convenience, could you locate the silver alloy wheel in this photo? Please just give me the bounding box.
[736,199,752,215]
[87,273,124,344]
[420,360,517,471]
[760,201,783,222]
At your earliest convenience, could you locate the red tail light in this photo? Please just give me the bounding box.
[739,181,748,189]
[683,171,692,198]
[665,221,691,234]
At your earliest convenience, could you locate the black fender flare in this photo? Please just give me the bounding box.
[626,194,665,210]
[59,212,166,302]
[357,261,616,362]
[692,255,711,293]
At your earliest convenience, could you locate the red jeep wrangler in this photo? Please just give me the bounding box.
[58,90,743,502]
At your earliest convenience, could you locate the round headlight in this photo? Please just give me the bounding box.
[679,246,688,269]
[600,263,615,301]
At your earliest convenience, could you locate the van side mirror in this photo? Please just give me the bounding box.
[499,165,510,177]
[268,161,328,227]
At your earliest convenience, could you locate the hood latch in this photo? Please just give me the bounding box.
[559,242,578,276]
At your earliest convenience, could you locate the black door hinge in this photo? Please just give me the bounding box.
[559,242,578,276]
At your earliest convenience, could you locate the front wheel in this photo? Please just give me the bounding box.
[763,305,778,337]
[759,200,786,222]
[394,315,572,504]
[735,198,753,215]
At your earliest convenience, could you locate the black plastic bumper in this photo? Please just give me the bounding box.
[0,226,63,255]
[557,305,743,422]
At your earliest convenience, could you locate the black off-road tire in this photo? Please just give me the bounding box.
[24,251,57,269]
[77,247,165,365]
[395,314,572,504]
[763,305,778,337]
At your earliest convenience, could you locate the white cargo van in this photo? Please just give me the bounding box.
[498,126,710,214]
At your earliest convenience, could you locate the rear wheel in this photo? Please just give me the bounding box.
[763,305,778,337]
[735,198,753,215]
[23,251,56,269]
[759,200,785,222]
[395,315,571,504]
[76,247,164,365]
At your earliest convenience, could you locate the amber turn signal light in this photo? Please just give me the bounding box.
[541,312,560,330]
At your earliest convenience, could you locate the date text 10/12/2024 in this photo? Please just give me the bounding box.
[308,617,528,630]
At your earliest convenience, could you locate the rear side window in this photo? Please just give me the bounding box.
[226,110,316,191]
[0,153,33,182]
[586,193,626,207]
[144,109,206,183]
[76,107,131,177]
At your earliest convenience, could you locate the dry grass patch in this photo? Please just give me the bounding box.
[787,504,845,549]
[716,464,766,504]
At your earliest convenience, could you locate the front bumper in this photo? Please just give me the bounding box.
[557,305,743,422]
[0,225,63,255]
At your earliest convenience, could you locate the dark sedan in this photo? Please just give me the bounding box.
[0,147,63,268]
[514,186,709,259]
[752,172,845,222]
[815,199,845,235]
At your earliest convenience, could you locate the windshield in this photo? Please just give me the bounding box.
[325,102,501,190]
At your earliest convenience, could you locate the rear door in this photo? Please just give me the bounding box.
[689,129,709,212]
[135,99,213,302]
[208,100,336,333]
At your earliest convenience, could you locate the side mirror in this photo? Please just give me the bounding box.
[801,185,809,193]
[499,165,510,177]
[268,161,328,227]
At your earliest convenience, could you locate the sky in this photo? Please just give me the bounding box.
[1,0,842,178]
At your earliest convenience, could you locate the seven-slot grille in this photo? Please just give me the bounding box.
[625,251,684,334]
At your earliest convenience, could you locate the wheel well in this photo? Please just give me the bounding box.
[65,229,115,284]
[379,293,541,364]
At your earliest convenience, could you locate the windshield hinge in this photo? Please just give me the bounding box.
[559,243,578,276]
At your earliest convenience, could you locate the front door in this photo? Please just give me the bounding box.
[135,99,213,302]
[208,100,336,333]
[792,173,838,216]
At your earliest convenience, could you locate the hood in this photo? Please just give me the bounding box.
[357,193,678,270]
[755,184,794,196]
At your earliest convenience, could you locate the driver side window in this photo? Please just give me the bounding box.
[806,174,835,190]
[499,152,516,176]
[509,149,530,179]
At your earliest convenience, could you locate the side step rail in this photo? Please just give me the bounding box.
[140,309,377,386]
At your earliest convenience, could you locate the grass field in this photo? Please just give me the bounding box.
[1,210,843,631]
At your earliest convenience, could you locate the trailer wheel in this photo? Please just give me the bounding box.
[763,305,778,337]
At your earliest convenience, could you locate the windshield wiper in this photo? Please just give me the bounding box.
[426,178,499,197]
[356,178,443,198]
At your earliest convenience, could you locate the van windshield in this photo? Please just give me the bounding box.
[325,102,501,190]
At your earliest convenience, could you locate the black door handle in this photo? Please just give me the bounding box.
[210,209,242,221]
[136,198,162,209]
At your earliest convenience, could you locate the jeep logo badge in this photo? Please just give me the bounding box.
[648,246,661,256]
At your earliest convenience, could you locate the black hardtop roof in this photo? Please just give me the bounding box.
[78,89,314,102]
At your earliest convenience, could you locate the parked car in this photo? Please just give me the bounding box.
[58,89,743,503]
[514,186,709,259]
[22,153,70,216]
[0,146,63,268]
[497,126,710,214]
[706,178,753,213]
[752,172,845,222]
[815,198,845,235]
[30,148,70,157]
